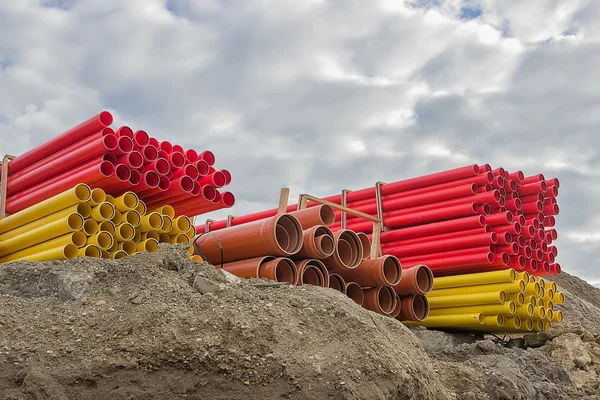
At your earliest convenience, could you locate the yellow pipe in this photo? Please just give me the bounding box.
[105,194,115,204]
[428,291,507,309]
[151,205,175,219]
[99,220,116,235]
[428,280,526,297]
[0,203,88,241]
[514,304,534,318]
[112,210,122,225]
[538,286,546,299]
[531,306,545,320]
[87,232,113,250]
[188,246,195,256]
[160,215,173,233]
[505,316,521,330]
[79,244,101,257]
[114,223,135,241]
[91,202,116,222]
[543,288,554,302]
[113,192,139,212]
[517,271,530,283]
[159,233,171,243]
[0,214,83,257]
[524,296,537,307]
[544,322,551,330]
[0,231,86,262]
[135,200,147,216]
[429,301,515,316]
[118,240,137,256]
[133,229,142,243]
[141,231,160,241]
[136,238,159,253]
[2,243,79,262]
[108,240,118,253]
[523,318,534,331]
[170,234,190,244]
[191,255,204,263]
[432,269,517,289]
[122,210,141,227]
[524,282,540,296]
[0,184,89,234]
[537,277,546,287]
[544,300,554,310]
[83,219,99,236]
[88,188,107,206]
[507,293,525,306]
[545,281,558,293]
[403,313,484,328]
[139,213,163,232]
[463,315,505,331]
[553,292,565,304]
[101,249,110,258]
[532,320,544,332]
[111,250,128,259]
[186,226,195,239]
[550,310,564,323]
[528,275,536,283]
[170,216,192,234]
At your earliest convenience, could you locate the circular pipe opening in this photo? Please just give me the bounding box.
[144,145,158,162]
[175,216,191,232]
[195,160,209,176]
[121,240,136,255]
[211,190,222,204]
[171,152,186,168]
[125,211,141,227]
[328,274,345,293]
[67,214,84,230]
[134,130,149,147]
[161,216,173,232]
[274,259,295,284]
[71,231,87,247]
[222,192,235,207]
[99,161,115,177]
[412,295,429,321]
[145,171,160,187]
[221,169,232,185]
[103,153,118,165]
[99,111,113,125]
[302,266,323,287]
[356,232,371,260]
[477,215,486,225]
[378,287,394,314]
[202,185,217,202]
[154,158,169,175]
[96,232,113,250]
[337,239,353,266]
[276,215,303,254]
[115,165,131,181]
[119,136,134,153]
[63,244,78,259]
[158,175,171,190]
[118,224,134,240]
[173,144,184,153]
[83,219,99,235]
[148,213,163,230]
[415,265,433,294]
[383,256,401,286]
[104,135,119,151]
[316,205,335,226]
[508,301,516,313]
[178,176,193,192]
[116,126,133,138]
[99,203,115,220]
[136,201,147,216]
[340,231,362,266]
[212,171,226,188]
[185,164,199,180]
[82,245,100,257]
[200,151,215,166]
[90,188,106,205]
[77,203,92,218]
[112,250,128,259]
[160,141,173,153]
[128,170,141,185]
[275,225,290,252]
[316,234,335,257]
[128,152,144,169]
[185,149,199,162]
[145,231,160,241]
[145,239,159,252]
[161,205,175,219]
[345,283,364,305]
[99,221,116,235]
[148,137,159,148]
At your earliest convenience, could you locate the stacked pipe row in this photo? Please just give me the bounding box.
[193,204,433,322]
[0,183,195,262]
[405,269,564,333]
[2,111,234,217]
[197,164,560,278]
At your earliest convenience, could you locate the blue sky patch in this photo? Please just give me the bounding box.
[459,6,482,19]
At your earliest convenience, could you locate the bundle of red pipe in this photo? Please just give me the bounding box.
[3,111,235,217]
[196,164,559,278]
[193,205,432,322]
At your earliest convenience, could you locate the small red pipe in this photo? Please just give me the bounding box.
[397,245,494,263]
[508,171,524,184]
[521,224,536,239]
[172,164,199,180]
[517,181,547,196]
[141,145,158,163]
[496,243,519,256]
[401,251,494,273]
[115,126,133,138]
[167,151,186,169]
[199,150,216,166]
[195,160,210,176]
[522,174,545,184]
[117,151,143,169]
[145,158,170,176]
[198,171,226,188]
[185,149,199,162]
[148,137,159,147]
[544,216,556,227]
[7,111,113,174]
[521,201,543,214]
[485,211,513,226]
[220,169,232,185]
[505,198,521,211]
[113,136,134,156]
[479,164,492,172]
[132,130,149,148]
[159,141,173,153]
[135,171,160,192]
[384,232,497,258]
[382,226,490,247]
[491,223,521,235]
[543,204,559,216]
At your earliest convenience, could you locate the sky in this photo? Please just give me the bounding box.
[1,0,599,283]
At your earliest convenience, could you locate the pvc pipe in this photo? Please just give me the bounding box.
[337,255,401,287]
[114,223,135,241]
[427,290,507,308]
[0,243,79,262]
[195,160,210,176]
[113,136,134,157]
[198,150,216,166]
[291,225,335,259]
[0,231,85,262]
[328,273,346,294]
[384,233,497,258]
[160,215,173,233]
[7,111,113,174]
[0,214,83,257]
[293,259,329,287]
[392,265,433,296]
[136,238,159,253]
[397,295,429,322]
[428,280,526,297]
[185,149,198,162]
[345,282,364,305]
[141,145,158,164]
[375,215,485,244]
[322,229,363,271]
[432,269,517,289]
[428,301,515,316]
[402,313,484,328]
[79,244,101,257]
[222,256,296,284]
[362,286,395,315]
[356,232,371,261]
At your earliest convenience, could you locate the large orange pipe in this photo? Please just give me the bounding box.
[328,273,346,294]
[293,259,328,287]
[337,255,402,287]
[397,295,430,322]
[322,229,363,272]
[392,265,433,296]
[291,225,335,259]
[221,256,297,284]
[193,214,303,265]
[362,286,396,315]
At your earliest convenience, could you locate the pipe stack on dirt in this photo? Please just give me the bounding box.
[404,269,564,332]
[193,204,431,320]
[0,184,195,262]
[2,111,234,217]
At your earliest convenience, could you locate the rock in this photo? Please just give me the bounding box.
[192,274,223,294]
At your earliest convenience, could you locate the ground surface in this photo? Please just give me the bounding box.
[0,245,598,399]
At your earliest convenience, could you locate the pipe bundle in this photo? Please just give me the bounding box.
[405,269,564,332]
[2,111,234,217]
[193,204,433,322]
[0,184,195,262]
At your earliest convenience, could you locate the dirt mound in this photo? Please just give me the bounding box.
[0,245,596,399]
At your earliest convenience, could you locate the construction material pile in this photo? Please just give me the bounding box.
[2,111,234,217]
[0,183,195,262]
[405,269,564,332]
[193,205,432,322]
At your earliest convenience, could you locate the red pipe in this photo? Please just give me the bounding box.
[375,215,485,244]
[133,130,149,149]
[397,245,495,263]
[159,141,173,153]
[491,223,521,235]
[116,126,133,138]
[146,158,170,176]
[485,211,513,226]
[517,181,547,196]
[195,160,210,176]
[117,151,143,169]
[523,174,545,184]
[401,251,494,272]
[172,164,199,180]
[508,171,524,184]
[521,201,543,214]
[113,136,134,157]
[168,151,186,169]
[185,149,198,162]
[544,216,556,227]
[198,171,226,188]
[5,133,118,195]
[6,160,114,213]
[199,150,216,166]
[141,145,158,163]
[479,164,492,172]
[383,232,497,258]
[221,169,232,185]
[135,171,160,192]
[382,226,490,247]
[505,198,521,211]
[7,111,113,174]
[142,176,194,204]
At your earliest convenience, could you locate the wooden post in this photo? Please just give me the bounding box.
[205,219,216,232]
[341,189,350,229]
[226,215,234,227]
[0,155,15,218]
[278,188,290,213]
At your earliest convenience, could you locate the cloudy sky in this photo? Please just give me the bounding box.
[1,0,599,283]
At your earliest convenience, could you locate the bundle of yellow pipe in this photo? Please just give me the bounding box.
[404,269,564,333]
[0,184,196,263]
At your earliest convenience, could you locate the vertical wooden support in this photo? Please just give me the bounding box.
[205,219,216,232]
[278,188,290,214]
[297,194,308,211]
[226,215,234,227]
[371,221,382,258]
[0,155,15,218]
[341,189,350,229]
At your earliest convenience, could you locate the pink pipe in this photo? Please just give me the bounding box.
[8,111,113,174]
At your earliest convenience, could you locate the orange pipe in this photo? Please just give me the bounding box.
[289,204,335,229]
[397,295,430,322]
[322,229,363,272]
[392,265,433,296]
[221,255,297,284]
[293,259,330,287]
[328,273,346,294]
[362,286,396,315]
[337,255,402,287]
[291,225,335,259]
[345,282,364,305]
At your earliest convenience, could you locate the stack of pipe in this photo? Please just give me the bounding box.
[192,204,432,322]
[198,164,560,278]
[405,269,564,332]
[2,111,234,217]
[0,184,195,262]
